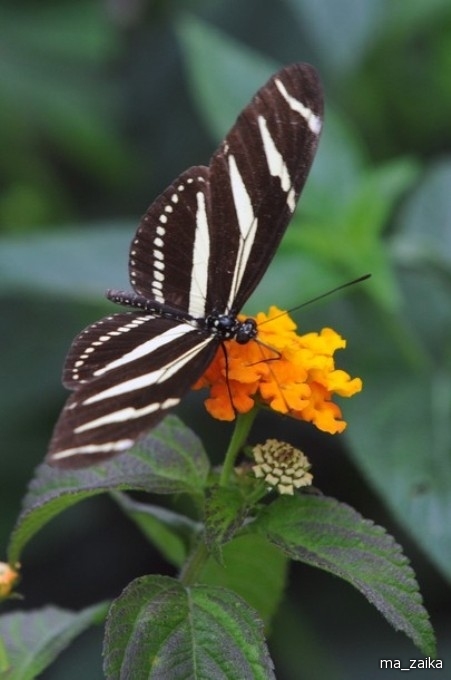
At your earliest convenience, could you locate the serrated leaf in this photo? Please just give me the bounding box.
[199,534,288,628]
[204,486,250,558]
[112,492,200,568]
[255,494,436,656]
[8,417,209,564]
[0,602,107,680]
[103,575,275,680]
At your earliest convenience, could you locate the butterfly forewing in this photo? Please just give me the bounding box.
[129,64,322,319]
[206,63,323,313]
[47,63,323,467]
[129,167,210,318]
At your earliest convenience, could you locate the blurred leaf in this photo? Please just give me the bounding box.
[112,493,200,568]
[349,5,451,161]
[384,0,451,40]
[391,159,451,270]
[0,601,108,680]
[284,0,389,75]
[346,355,451,579]
[255,495,436,655]
[0,638,7,674]
[199,534,288,628]
[344,158,420,240]
[288,158,419,313]
[341,159,451,582]
[8,416,209,564]
[0,1,128,231]
[300,109,368,216]
[0,225,132,298]
[176,14,279,140]
[0,181,72,234]
[103,575,275,679]
[344,297,451,583]
[0,4,117,64]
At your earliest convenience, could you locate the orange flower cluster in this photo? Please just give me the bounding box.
[192,307,362,434]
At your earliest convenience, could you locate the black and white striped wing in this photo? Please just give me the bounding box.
[206,63,322,313]
[49,313,217,465]
[47,63,323,468]
[128,63,323,319]
[129,167,211,318]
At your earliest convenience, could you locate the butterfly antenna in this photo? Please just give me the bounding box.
[259,274,371,325]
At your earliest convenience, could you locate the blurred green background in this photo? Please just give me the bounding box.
[1,0,451,677]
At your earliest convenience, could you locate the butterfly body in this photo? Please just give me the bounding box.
[107,288,256,342]
[48,63,323,467]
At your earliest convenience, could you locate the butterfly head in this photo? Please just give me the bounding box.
[204,313,257,343]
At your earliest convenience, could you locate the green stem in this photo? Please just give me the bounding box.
[245,479,270,506]
[179,539,209,586]
[179,410,258,585]
[219,409,258,487]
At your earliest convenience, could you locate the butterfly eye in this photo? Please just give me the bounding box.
[235,319,258,345]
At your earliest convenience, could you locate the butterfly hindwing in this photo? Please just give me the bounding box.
[63,312,189,388]
[50,314,217,465]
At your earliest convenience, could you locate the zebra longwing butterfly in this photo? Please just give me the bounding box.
[47,63,323,467]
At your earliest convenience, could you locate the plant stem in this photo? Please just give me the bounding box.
[179,539,209,586]
[180,410,258,585]
[219,409,257,487]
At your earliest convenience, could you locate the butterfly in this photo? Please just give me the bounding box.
[47,63,323,467]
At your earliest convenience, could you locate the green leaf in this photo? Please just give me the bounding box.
[0,601,108,680]
[0,3,127,186]
[344,158,420,240]
[199,534,288,628]
[341,160,451,583]
[299,108,368,216]
[0,4,116,65]
[8,417,209,564]
[176,15,278,140]
[0,226,131,298]
[345,355,451,585]
[112,492,200,568]
[204,486,250,558]
[392,159,451,271]
[103,575,275,680]
[291,158,419,313]
[284,0,388,75]
[0,635,8,674]
[255,494,436,656]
